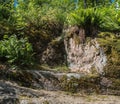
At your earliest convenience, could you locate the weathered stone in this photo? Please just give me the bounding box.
[0,97,19,104]
[64,26,107,73]
[41,37,65,66]
[0,68,120,104]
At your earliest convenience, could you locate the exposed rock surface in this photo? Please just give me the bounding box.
[41,37,65,66]
[0,80,120,104]
[64,27,107,73]
[0,68,85,90]
[0,68,120,93]
[0,68,120,104]
[0,80,43,104]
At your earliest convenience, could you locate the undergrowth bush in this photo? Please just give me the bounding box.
[0,35,33,66]
[100,7,120,31]
[67,7,120,36]
[67,8,104,27]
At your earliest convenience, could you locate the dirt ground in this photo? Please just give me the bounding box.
[20,90,120,104]
[0,80,120,104]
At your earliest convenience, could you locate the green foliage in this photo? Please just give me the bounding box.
[98,32,120,84]
[11,0,67,40]
[14,0,69,28]
[67,8,104,28]
[0,0,120,67]
[0,0,13,20]
[0,35,33,66]
[0,1,15,38]
[98,33,120,68]
[0,5,10,21]
[100,7,120,31]
[12,1,68,63]
[67,7,120,32]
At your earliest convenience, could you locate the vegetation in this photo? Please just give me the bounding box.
[0,0,120,98]
[0,35,33,66]
[0,0,120,69]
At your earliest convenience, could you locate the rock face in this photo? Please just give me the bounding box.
[0,69,61,90]
[0,80,42,104]
[0,68,120,104]
[41,37,65,66]
[0,68,85,91]
[64,27,107,74]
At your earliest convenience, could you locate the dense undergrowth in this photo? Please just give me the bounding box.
[0,1,120,77]
[0,35,33,66]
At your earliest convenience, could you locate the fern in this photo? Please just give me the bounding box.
[0,35,33,66]
[67,7,120,31]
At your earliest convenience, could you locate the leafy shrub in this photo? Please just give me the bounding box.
[0,35,33,66]
[12,1,67,63]
[67,8,105,37]
[14,1,66,30]
[100,7,120,31]
[67,8,104,28]
[67,7,120,35]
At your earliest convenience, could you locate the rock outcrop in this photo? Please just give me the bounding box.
[0,80,120,104]
[0,80,42,104]
[64,26,107,74]
[0,67,120,104]
[41,36,65,66]
[0,68,119,93]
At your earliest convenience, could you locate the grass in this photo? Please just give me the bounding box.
[37,64,70,72]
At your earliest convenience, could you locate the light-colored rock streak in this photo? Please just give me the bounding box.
[64,38,107,74]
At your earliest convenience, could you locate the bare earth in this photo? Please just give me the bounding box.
[20,90,120,104]
[0,80,120,104]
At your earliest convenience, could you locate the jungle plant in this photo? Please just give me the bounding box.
[100,7,120,31]
[67,7,120,37]
[0,35,33,66]
[67,8,104,37]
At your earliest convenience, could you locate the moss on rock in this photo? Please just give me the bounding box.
[60,74,101,93]
[97,32,120,72]
[97,32,120,57]
[96,32,120,93]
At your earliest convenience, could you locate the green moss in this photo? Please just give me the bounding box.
[104,65,120,78]
[97,32,120,65]
[60,76,79,93]
[60,74,120,95]
[90,67,98,74]
[86,37,91,44]
[39,64,69,72]
[53,65,70,72]
[43,100,49,104]
[98,32,115,39]
[110,78,120,90]
[97,32,120,93]
[50,37,63,47]
[5,70,34,87]
[60,74,100,93]
[74,34,81,45]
